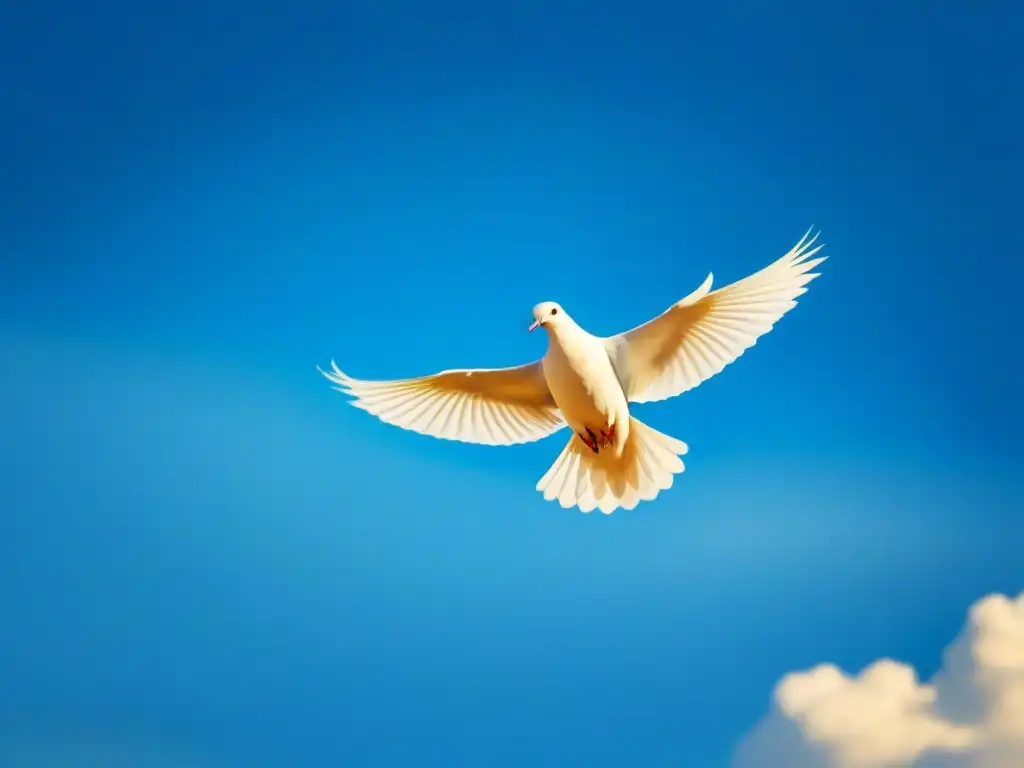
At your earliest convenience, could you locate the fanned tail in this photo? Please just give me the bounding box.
[535,416,687,514]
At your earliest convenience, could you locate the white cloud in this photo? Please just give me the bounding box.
[734,592,1024,768]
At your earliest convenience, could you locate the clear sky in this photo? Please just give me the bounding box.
[1,1,1021,766]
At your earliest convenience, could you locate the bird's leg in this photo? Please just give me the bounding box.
[597,423,616,447]
[580,428,600,454]
[593,423,614,448]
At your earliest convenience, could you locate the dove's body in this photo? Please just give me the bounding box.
[542,319,629,456]
[320,229,827,514]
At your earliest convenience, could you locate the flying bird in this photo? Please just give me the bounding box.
[320,230,826,514]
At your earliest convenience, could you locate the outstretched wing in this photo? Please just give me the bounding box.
[605,229,826,403]
[319,359,565,446]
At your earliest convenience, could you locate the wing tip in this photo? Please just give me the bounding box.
[318,359,358,395]
[677,271,714,307]
[793,225,816,251]
[792,240,827,269]
[797,224,824,246]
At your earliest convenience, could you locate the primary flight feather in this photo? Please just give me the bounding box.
[320,229,826,514]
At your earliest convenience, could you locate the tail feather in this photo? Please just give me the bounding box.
[536,416,687,514]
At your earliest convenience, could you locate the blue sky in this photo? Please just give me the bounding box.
[1,1,1021,766]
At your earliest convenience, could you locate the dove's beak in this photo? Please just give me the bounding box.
[528,320,540,333]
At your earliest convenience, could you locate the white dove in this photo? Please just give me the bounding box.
[320,230,826,514]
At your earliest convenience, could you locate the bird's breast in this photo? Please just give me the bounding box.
[543,336,627,428]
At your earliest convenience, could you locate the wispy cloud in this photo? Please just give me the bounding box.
[734,592,1024,768]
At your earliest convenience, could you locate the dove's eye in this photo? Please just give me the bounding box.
[550,308,558,316]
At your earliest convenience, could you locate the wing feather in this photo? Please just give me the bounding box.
[606,229,826,403]
[319,359,565,445]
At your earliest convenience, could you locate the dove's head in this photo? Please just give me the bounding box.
[529,302,568,333]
